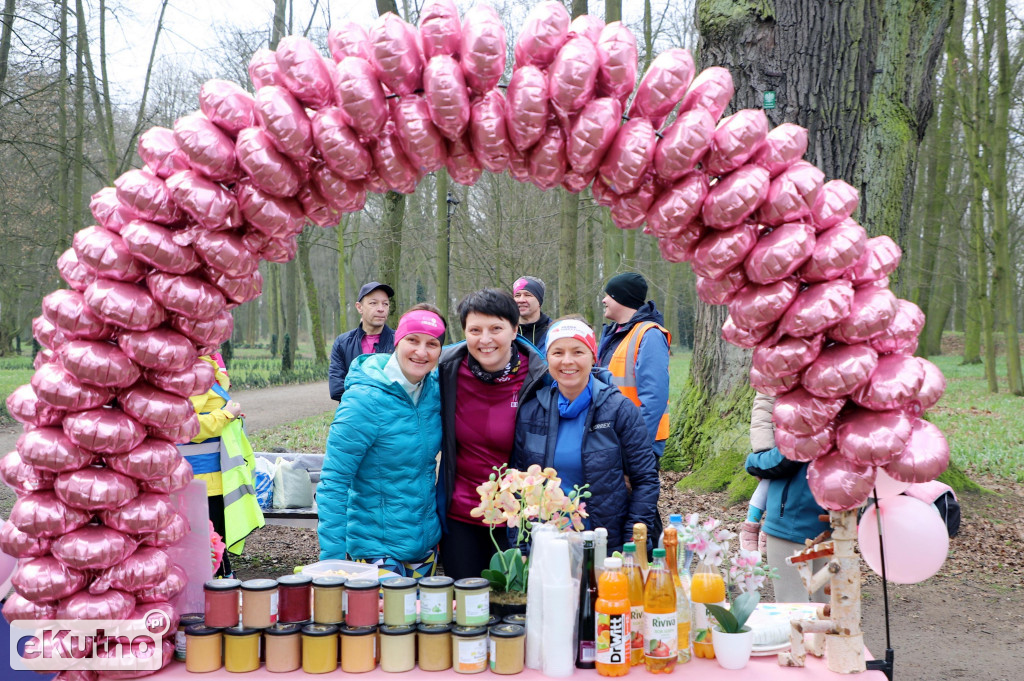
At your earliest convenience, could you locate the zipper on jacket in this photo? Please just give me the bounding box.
[779,479,792,518]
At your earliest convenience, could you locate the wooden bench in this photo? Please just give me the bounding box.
[254,452,322,525]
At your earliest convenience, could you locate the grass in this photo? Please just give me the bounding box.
[0,356,36,423]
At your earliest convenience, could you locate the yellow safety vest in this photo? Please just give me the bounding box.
[607,321,671,441]
[218,419,265,555]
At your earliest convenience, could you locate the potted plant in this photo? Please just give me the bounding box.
[470,464,589,616]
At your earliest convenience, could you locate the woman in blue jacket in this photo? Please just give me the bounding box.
[511,318,659,553]
[318,305,447,577]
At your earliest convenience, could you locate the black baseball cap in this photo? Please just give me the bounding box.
[357,281,394,301]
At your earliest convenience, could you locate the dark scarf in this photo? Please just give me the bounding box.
[467,349,523,384]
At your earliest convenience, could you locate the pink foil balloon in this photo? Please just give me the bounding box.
[610,175,658,230]
[371,127,421,194]
[164,170,243,231]
[31,362,112,411]
[744,222,816,285]
[43,288,114,340]
[704,109,769,176]
[117,328,198,373]
[236,183,305,237]
[333,57,389,139]
[561,167,596,193]
[679,66,734,121]
[810,179,859,230]
[656,228,704,264]
[114,169,182,225]
[275,35,336,108]
[119,383,195,429]
[827,285,898,344]
[92,547,171,594]
[772,387,845,436]
[858,495,948,583]
[311,108,373,180]
[145,357,217,398]
[916,358,947,412]
[169,310,234,348]
[63,407,147,455]
[727,277,799,330]
[469,90,512,173]
[506,65,551,152]
[58,589,136,621]
[135,564,187,604]
[83,279,166,332]
[800,218,868,282]
[758,160,824,226]
[849,235,902,285]
[13,556,88,602]
[548,37,600,116]
[445,134,483,186]
[701,164,770,229]
[259,235,299,263]
[528,122,567,191]
[514,1,569,68]
[852,353,925,412]
[629,48,696,127]
[0,450,56,494]
[33,316,67,352]
[775,425,835,463]
[654,109,715,182]
[10,491,93,539]
[207,268,264,306]
[419,0,462,60]
[802,342,879,399]
[869,299,924,354]
[16,427,94,474]
[57,247,97,292]
[142,456,194,495]
[807,450,876,511]
[141,511,190,548]
[752,334,824,379]
[34,347,55,369]
[254,85,314,161]
[91,186,138,233]
[885,419,950,483]
[647,173,710,239]
[54,467,140,511]
[777,278,855,338]
[750,123,808,177]
[691,222,759,280]
[720,315,775,349]
[460,4,506,95]
[100,493,176,535]
[328,22,372,62]
[133,600,179,637]
[105,439,183,482]
[172,113,238,183]
[567,97,621,175]
[192,231,257,278]
[596,22,638,105]
[146,272,225,321]
[137,127,191,179]
[120,220,200,275]
[393,94,446,173]
[837,407,913,466]
[369,13,423,97]
[51,525,137,570]
[5,384,66,427]
[695,267,748,306]
[599,117,657,195]
[199,79,256,136]
[423,55,472,143]
[3,593,58,622]
[749,364,800,397]
[0,519,53,558]
[872,468,911,499]
[73,226,146,282]
[569,15,604,42]
[248,48,283,89]
[234,126,302,198]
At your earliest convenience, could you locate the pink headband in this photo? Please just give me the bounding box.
[513,277,528,293]
[395,310,446,344]
[546,319,597,359]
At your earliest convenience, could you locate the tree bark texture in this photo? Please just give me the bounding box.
[379,190,406,319]
[558,187,579,316]
[298,229,327,364]
[71,0,87,247]
[285,261,300,369]
[435,168,451,324]
[0,0,16,91]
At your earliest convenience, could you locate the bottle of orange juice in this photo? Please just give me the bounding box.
[595,557,630,677]
[690,559,726,659]
[621,543,645,666]
[662,528,691,663]
[642,548,677,673]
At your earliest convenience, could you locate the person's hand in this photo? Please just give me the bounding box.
[224,401,243,419]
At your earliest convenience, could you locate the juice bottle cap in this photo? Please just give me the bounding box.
[669,513,682,523]
[604,557,622,569]
[623,543,636,553]
[653,548,666,558]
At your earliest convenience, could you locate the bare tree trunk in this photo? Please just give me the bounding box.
[284,260,299,368]
[70,0,87,244]
[558,188,579,316]
[379,190,406,318]
[0,0,15,90]
[436,169,451,323]
[117,0,168,175]
[298,229,327,364]
[57,0,70,256]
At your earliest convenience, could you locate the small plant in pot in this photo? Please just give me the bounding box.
[704,548,778,670]
[470,464,589,615]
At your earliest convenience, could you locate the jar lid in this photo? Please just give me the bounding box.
[417,576,454,589]
[264,623,303,636]
[179,613,204,626]
[312,576,346,588]
[184,624,222,637]
[379,624,417,636]
[222,626,260,637]
[380,577,417,590]
[486,615,501,627]
[241,578,278,591]
[451,625,487,637]
[277,574,313,587]
[488,623,525,639]
[301,623,339,637]
[344,579,380,591]
[339,624,377,637]
[453,577,489,591]
[204,578,241,591]
[417,623,452,634]
[502,614,526,626]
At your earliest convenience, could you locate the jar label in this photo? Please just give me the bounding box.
[489,638,496,670]
[174,631,187,661]
[643,612,678,659]
[405,592,417,623]
[342,590,348,616]
[456,638,487,671]
[578,641,595,663]
[462,592,488,624]
[420,591,448,622]
[270,592,279,624]
[595,612,628,666]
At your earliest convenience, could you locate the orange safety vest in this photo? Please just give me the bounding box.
[607,321,671,441]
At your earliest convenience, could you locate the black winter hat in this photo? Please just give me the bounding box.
[605,272,647,310]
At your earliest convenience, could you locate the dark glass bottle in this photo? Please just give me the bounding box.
[576,530,598,669]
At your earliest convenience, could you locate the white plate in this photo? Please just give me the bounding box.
[750,641,791,656]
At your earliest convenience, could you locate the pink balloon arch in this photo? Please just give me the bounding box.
[3,0,950,672]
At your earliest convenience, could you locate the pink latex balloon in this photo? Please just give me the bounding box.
[549,37,600,116]
[58,589,136,621]
[869,299,924,355]
[55,466,140,511]
[506,65,550,152]
[701,164,771,229]
[16,427,94,474]
[43,288,114,340]
[114,169,182,225]
[83,279,166,332]
[802,342,879,399]
[236,183,305,238]
[695,267,748,306]
[172,113,238,183]
[168,310,234,349]
[807,450,876,511]
[777,278,855,338]
[872,468,911,499]
[629,48,696,127]
[5,384,66,428]
[758,161,824,226]
[90,186,138,233]
[92,547,170,594]
[885,419,949,483]
[206,268,264,306]
[100,493,176,535]
[679,67,734,121]
[848,235,902,285]
[137,127,191,179]
[810,179,859,230]
[141,511,190,548]
[63,407,146,455]
[392,94,446,173]
[368,13,422,97]
[916,358,946,412]
[654,109,715,182]
[31,362,112,411]
[744,222,816,285]
[14,556,88,602]
[333,57,389,139]
[827,285,898,344]
[135,564,187,604]
[371,127,421,194]
[595,21,637,106]
[460,4,506,94]
[514,1,569,68]
[727,277,799,330]
[234,127,302,198]
[3,593,58,622]
[328,22,372,62]
[753,334,823,379]
[599,117,657,195]
[254,85,314,161]
[419,0,462,60]
[311,108,373,180]
[422,55,472,143]
[142,456,194,495]
[10,492,93,539]
[445,134,483,186]
[858,495,948,583]
[32,316,68,352]
[749,364,800,397]
[836,407,912,466]
[720,315,775,349]
[567,97,621,175]
[73,226,146,283]
[51,525,137,570]
[692,222,759,280]
[165,170,243,231]
[146,272,225,321]
[772,387,845,436]
[528,122,567,191]
[199,79,256,136]
[248,48,283,89]
[119,383,195,429]
[750,123,809,178]
[610,175,658,230]
[469,90,512,173]
[275,35,335,108]
[191,230,256,278]
[57,247,97,292]
[145,357,217,398]
[0,450,56,495]
[117,328,198,373]
[800,218,868,282]
[775,425,835,463]
[704,109,769,177]
[105,439,183,482]
[852,353,925,412]
[120,220,200,275]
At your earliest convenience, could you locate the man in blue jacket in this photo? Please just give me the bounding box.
[328,281,395,401]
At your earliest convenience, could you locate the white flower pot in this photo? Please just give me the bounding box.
[712,626,754,670]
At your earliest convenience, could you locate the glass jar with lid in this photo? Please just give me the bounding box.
[184,624,222,673]
[203,578,241,628]
[264,622,302,673]
[344,579,380,627]
[379,624,416,672]
[301,623,339,674]
[381,577,418,626]
[418,575,454,624]
[340,624,378,673]
[174,613,204,662]
[276,574,313,624]
[453,578,490,626]
[451,625,488,674]
[417,623,453,671]
[489,623,526,674]
[241,578,278,628]
[312,576,345,624]
[223,626,261,673]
